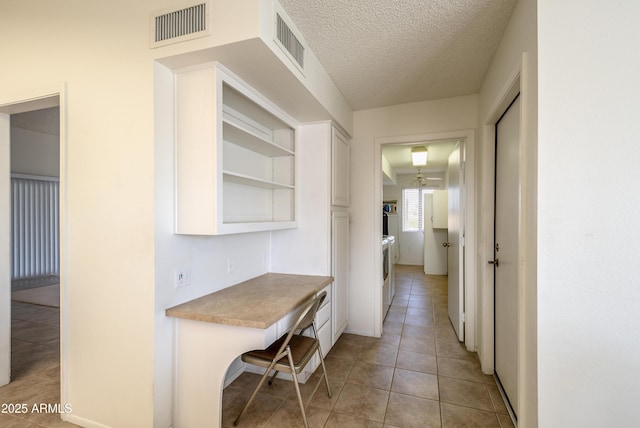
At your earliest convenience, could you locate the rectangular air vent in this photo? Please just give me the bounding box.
[275,13,305,70]
[151,1,210,48]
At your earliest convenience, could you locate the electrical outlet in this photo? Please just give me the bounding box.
[174,267,191,288]
[227,259,235,274]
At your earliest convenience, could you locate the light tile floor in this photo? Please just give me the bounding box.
[0,300,78,427]
[223,265,515,428]
[1,266,515,427]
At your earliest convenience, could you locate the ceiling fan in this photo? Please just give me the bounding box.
[410,168,441,188]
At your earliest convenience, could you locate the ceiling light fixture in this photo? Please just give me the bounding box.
[411,146,428,166]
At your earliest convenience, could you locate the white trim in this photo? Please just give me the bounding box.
[375,129,476,350]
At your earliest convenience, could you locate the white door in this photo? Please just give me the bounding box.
[494,95,520,417]
[0,113,10,386]
[447,143,464,341]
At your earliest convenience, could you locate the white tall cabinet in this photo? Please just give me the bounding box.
[271,121,350,345]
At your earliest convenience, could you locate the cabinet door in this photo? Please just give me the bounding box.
[331,127,349,207]
[332,209,349,342]
[432,189,448,229]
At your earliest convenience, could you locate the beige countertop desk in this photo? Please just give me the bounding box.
[166,272,333,428]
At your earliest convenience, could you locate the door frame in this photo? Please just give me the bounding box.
[375,129,476,351]
[479,52,535,422]
[0,87,67,402]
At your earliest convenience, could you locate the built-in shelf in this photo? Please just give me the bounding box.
[222,171,295,189]
[174,62,297,235]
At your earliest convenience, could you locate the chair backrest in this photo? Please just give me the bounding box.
[275,291,327,356]
[298,291,327,332]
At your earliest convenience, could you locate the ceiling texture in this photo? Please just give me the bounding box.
[279,0,518,178]
[279,0,518,111]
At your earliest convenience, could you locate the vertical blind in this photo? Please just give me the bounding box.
[11,174,60,280]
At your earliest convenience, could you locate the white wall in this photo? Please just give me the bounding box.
[350,95,478,337]
[10,128,59,177]
[11,108,60,177]
[538,1,640,427]
[0,1,162,424]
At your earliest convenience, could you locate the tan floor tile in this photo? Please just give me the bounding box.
[222,392,285,427]
[407,297,431,309]
[384,311,405,323]
[357,342,398,367]
[497,412,516,428]
[439,377,494,411]
[324,356,354,383]
[441,402,502,428]
[404,314,434,327]
[384,392,441,428]
[325,412,384,427]
[0,413,41,428]
[329,338,362,360]
[309,380,342,411]
[346,361,395,390]
[391,368,439,400]
[367,333,401,349]
[401,324,435,340]
[395,350,437,375]
[387,305,407,315]
[399,335,436,355]
[381,320,403,335]
[263,399,330,428]
[333,383,389,422]
[406,307,433,318]
[438,356,495,384]
[436,335,477,361]
[486,382,510,414]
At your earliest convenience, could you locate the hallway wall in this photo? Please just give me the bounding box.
[538,1,640,427]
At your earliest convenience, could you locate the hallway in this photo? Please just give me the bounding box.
[222,265,514,427]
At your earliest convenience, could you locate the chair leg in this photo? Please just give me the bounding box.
[233,362,276,426]
[287,351,309,428]
[314,325,332,398]
[318,349,332,398]
[268,369,279,385]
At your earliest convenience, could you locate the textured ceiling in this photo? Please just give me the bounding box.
[279,0,518,110]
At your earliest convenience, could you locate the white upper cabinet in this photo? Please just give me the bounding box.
[174,62,297,235]
[331,127,349,207]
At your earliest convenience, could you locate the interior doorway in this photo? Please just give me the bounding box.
[376,130,476,349]
[0,94,62,392]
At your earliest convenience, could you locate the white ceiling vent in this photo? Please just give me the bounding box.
[274,10,305,72]
[150,1,211,48]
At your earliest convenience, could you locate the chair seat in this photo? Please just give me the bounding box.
[242,334,319,373]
